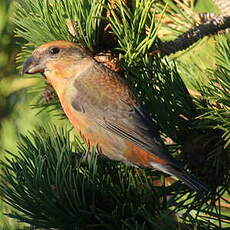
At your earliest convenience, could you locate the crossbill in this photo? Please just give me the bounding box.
[22,40,207,192]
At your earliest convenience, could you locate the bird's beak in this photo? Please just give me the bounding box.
[22,56,44,75]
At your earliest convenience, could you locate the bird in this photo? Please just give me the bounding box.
[22,40,208,192]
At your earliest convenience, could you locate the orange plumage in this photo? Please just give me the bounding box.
[22,40,208,192]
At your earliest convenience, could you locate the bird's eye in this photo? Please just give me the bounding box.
[49,47,60,55]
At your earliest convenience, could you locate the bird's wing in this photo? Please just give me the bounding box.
[71,65,180,168]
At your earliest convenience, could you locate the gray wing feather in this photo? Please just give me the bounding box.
[71,79,181,168]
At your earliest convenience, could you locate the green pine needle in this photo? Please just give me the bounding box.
[0,126,169,229]
[1,125,228,229]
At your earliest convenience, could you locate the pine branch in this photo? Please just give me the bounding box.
[176,35,230,198]
[0,126,176,229]
[194,36,230,148]
[151,15,230,55]
[1,125,227,229]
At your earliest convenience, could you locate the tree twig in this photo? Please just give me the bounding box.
[151,15,230,56]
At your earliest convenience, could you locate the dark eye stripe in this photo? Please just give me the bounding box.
[49,47,60,55]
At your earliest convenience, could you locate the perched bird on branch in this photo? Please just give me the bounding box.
[22,40,208,192]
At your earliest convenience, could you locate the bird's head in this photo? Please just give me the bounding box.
[22,40,90,81]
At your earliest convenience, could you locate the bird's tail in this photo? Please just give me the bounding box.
[169,167,209,193]
[150,162,209,193]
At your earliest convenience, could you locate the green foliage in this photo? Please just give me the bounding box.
[108,0,159,62]
[15,0,106,66]
[0,0,16,73]
[185,37,230,196]
[0,126,174,229]
[155,0,197,40]
[1,126,227,229]
[14,0,70,45]
[0,0,21,126]
[61,0,106,51]
[194,0,220,13]
[195,36,230,148]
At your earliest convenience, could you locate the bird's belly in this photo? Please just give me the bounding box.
[80,125,129,163]
[86,131,128,162]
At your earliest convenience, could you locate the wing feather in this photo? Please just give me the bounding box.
[71,65,180,168]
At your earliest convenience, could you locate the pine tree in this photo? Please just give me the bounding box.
[0,0,229,229]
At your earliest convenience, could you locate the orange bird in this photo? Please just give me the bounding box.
[22,40,207,192]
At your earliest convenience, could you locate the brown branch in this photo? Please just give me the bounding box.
[151,15,230,56]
